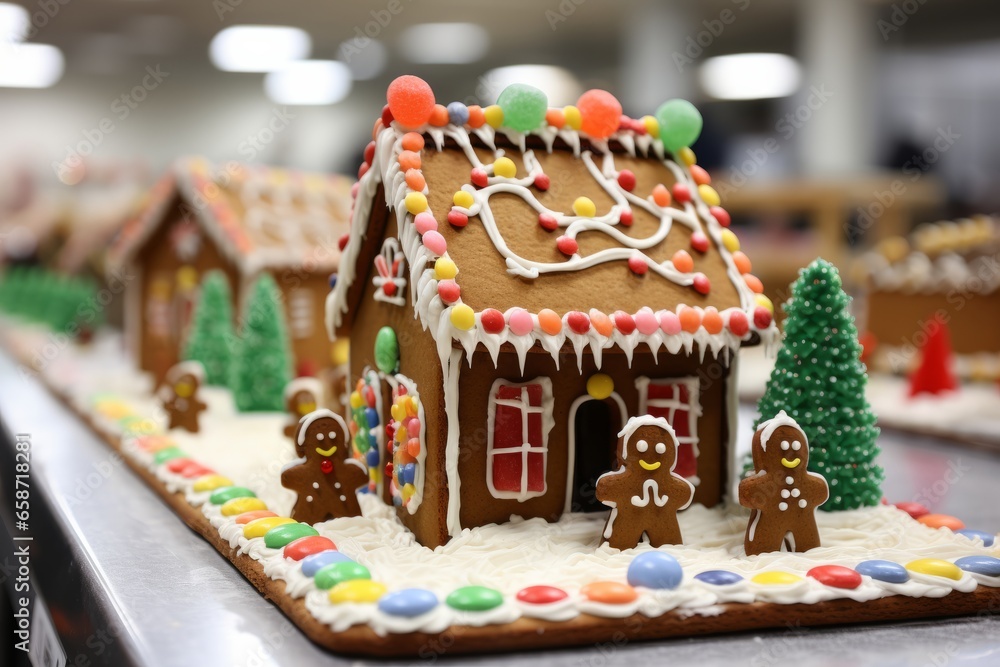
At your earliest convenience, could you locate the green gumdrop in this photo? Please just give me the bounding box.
[445,585,503,611]
[497,83,548,132]
[374,326,399,374]
[656,99,703,153]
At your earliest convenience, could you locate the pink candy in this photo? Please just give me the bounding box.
[508,308,533,336]
[422,230,447,256]
[635,308,658,335]
[414,212,437,234]
[660,311,681,335]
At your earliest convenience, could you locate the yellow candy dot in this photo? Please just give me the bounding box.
[391,403,404,421]
[450,304,476,331]
[404,192,427,215]
[641,115,660,138]
[563,105,582,130]
[331,338,350,366]
[679,147,697,167]
[221,497,267,516]
[484,104,504,128]
[243,516,295,539]
[193,474,234,492]
[349,391,364,409]
[453,190,475,208]
[721,228,740,253]
[407,397,418,416]
[906,559,963,581]
[698,184,720,207]
[434,257,458,280]
[751,571,803,586]
[586,373,614,400]
[402,483,416,501]
[755,294,774,314]
[573,196,596,217]
[328,579,388,604]
[493,157,516,179]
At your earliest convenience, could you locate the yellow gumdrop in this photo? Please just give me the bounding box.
[698,184,720,207]
[328,579,388,604]
[493,157,516,179]
[406,397,418,416]
[755,294,774,314]
[642,115,660,138]
[404,191,427,215]
[450,304,476,331]
[563,105,582,130]
[349,391,364,409]
[331,338,350,366]
[397,425,408,441]
[679,147,697,167]
[586,373,614,400]
[390,403,404,421]
[221,497,267,516]
[434,257,458,280]
[453,190,475,208]
[402,483,416,501]
[906,559,962,581]
[243,516,295,539]
[193,474,234,492]
[573,197,596,217]
[484,104,504,128]
[721,228,740,253]
[751,571,803,586]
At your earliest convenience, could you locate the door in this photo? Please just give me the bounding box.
[568,396,625,513]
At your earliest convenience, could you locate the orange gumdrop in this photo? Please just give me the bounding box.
[581,581,637,604]
[744,274,764,294]
[404,169,426,192]
[672,250,694,273]
[590,309,613,337]
[429,104,449,127]
[577,89,622,139]
[917,514,966,530]
[401,132,425,152]
[732,251,752,275]
[372,118,383,142]
[467,105,485,128]
[545,108,566,129]
[538,309,562,335]
[679,307,701,333]
[652,184,672,207]
[235,510,277,525]
[690,164,712,186]
[386,75,435,128]
[702,307,724,334]
[398,151,421,172]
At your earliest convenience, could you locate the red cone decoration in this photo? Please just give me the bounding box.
[908,316,958,397]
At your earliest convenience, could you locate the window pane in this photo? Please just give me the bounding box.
[492,451,523,492]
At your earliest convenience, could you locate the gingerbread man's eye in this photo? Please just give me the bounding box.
[780,440,790,451]
[655,442,666,454]
[316,433,324,441]
[792,440,801,451]
[636,440,648,453]
[328,432,337,440]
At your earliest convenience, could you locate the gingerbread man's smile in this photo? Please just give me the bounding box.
[781,457,801,468]
[639,459,661,471]
[315,445,337,456]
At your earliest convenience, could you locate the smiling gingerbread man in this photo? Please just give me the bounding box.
[159,361,207,433]
[280,409,369,524]
[596,415,694,550]
[282,377,324,439]
[739,411,829,556]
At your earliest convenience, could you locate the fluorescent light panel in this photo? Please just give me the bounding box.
[398,23,489,64]
[0,43,64,88]
[699,53,802,101]
[264,60,352,105]
[481,65,582,106]
[0,2,29,43]
[209,25,311,72]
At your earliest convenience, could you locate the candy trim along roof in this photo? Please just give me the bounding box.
[327,77,779,371]
[107,157,354,276]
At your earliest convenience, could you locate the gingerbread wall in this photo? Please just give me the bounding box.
[866,289,1000,355]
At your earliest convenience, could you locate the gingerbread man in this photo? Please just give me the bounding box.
[596,416,694,550]
[282,378,324,439]
[739,411,829,556]
[159,361,207,433]
[280,409,369,524]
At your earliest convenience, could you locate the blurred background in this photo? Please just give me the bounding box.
[0,0,998,293]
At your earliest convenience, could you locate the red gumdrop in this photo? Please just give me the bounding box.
[577,89,623,139]
[538,213,559,232]
[753,306,772,329]
[613,310,636,335]
[447,210,469,228]
[166,458,195,474]
[618,170,636,192]
[619,209,633,226]
[481,308,506,334]
[692,273,710,295]
[908,316,958,397]
[338,233,350,251]
[710,206,731,227]
[516,585,568,605]
[728,310,749,337]
[628,255,648,275]
[320,460,333,474]
[807,565,862,590]
[894,501,930,519]
[364,141,376,165]
[381,104,394,127]
[382,282,397,297]
[437,280,461,303]
[357,162,369,179]
[284,536,337,561]
[534,174,551,191]
[384,462,393,478]
[690,232,709,253]
[673,183,691,203]
[567,311,590,335]
[471,168,488,188]
[386,75,435,129]
[557,236,579,256]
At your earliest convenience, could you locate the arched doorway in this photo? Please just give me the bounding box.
[565,393,627,513]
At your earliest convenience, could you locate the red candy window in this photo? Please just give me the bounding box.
[487,379,554,500]
[637,377,702,482]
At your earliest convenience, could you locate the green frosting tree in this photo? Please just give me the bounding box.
[755,258,883,511]
[183,271,235,385]
[230,273,291,412]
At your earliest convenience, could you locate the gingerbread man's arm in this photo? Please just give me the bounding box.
[805,471,830,506]
[738,474,768,510]
[595,467,628,504]
[342,458,370,492]
[667,476,694,510]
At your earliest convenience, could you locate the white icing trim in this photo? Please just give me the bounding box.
[283,376,324,403]
[564,391,628,514]
[485,377,555,502]
[443,348,463,536]
[296,408,347,447]
[372,237,407,306]
[166,359,205,384]
[758,410,801,452]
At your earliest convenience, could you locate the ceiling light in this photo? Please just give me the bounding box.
[0,3,29,43]
[0,43,64,88]
[398,23,489,65]
[480,65,582,106]
[338,38,386,81]
[699,53,802,101]
[264,60,352,106]
[209,25,311,73]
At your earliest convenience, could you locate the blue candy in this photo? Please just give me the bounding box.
[855,559,909,584]
[402,463,416,485]
[378,588,439,617]
[301,550,353,578]
[366,449,380,467]
[955,529,996,547]
[694,569,744,586]
[365,407,379,427]
[447,101,470,126]
[955,555,1000,577]
[627,551,683,590]
[328,273,338,288]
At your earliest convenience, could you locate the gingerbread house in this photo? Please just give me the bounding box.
[859,215,1000,379]
[109,157,353,383]
[327,78,778,548]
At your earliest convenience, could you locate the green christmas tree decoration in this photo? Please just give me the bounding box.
[230,273,291,412]
[755,258,884,511]
[183,271,235,385]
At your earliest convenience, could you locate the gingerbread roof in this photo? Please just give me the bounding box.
[107,157,354,275]
[328,77,779,370]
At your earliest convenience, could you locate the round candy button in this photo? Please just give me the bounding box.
[301,550,353,578]
[284,536,337,562]
[378,588,439,617]
[242,516,295,539]
[264,523,319,549]
[314,562,370,590]
[235,510,277,525]
[751,572,802,586]
[516,585,568,605]
[627,552,683,590]
[580,581,638,604]
[153,447,186,465]
[329,580,387,605]
[209,485,255,505]
[807,565,862,590]
[954,555,1000,577]
[694,570,743,586]
[221,497,267,517]
[445,586,504,612]
[906,558,963,581]
[917,514,965,531]
[855,560,909,584]
[955,529,996,547]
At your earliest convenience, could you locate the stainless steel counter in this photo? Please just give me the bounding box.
[1,348,999,667]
